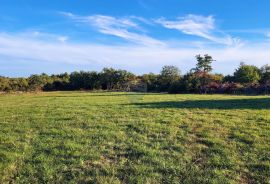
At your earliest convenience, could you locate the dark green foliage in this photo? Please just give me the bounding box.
[141,73,160,91]
[0,55,269,94]
[171,54,216,94]
[260,64,270,84]
[172,72,221,94]
[28,73,52,91]
[234,63,261,84]
[211,73,224,83]
[100,68,135,90]
[178,72,202,93]
[159,65,181,91]
[195,54,213,73]
[9,78,29,91]
[44,73,70,91]
[69,71,100,90]
[0,77,12,91]
[223,75,235,83]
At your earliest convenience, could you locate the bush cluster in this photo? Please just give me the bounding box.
[1,55,269,94]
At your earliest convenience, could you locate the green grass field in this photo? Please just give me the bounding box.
[0,92,269,184]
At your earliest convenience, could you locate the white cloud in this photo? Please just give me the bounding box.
[156,14,241,46]
[61,13,243,47]
[0,32,270,76]
[226,28,270,35]
[14,31,69,43]
[60,12,165,47]
[157,15,215,35]
[58,36,68,42]
[129,16,153,25]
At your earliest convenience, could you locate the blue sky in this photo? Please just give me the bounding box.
[1,0,270,77]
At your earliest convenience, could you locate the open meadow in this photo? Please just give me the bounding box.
[0,92,269,184]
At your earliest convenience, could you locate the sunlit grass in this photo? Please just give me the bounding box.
[0,92,269,183]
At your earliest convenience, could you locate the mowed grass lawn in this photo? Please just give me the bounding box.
[0,92,269,184]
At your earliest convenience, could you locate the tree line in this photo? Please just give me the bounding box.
[1,54,270,94]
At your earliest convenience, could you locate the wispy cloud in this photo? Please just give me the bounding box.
[60,12,165,47]
[0,31,270,76]
[1,13,268,76]
[13,31,69,43]
[129,15,153,25]
[156,14,241,46]
[61,12,243,47]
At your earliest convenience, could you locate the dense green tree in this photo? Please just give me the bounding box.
[223,75,235,83]
[260,64,270,84]
[186,54,215,93]
[211,73,224,83]
[195,54,214,73]
[100,68,117,90]
[28,73,51,91]
[179,72,209,93]
[114,69,136,90]
[9,78,29,91]
[159,65,181,91]
[100,68,135,90]
[0,55,269,94]
[44,73,70,91]
[82,71,100,90]
[234,63,261,84]
[69,71,100,90]
[141,73,160,91]
[69,71,84,89]
[0,77,11,91]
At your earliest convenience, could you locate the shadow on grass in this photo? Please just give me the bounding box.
[87,93,162,97]
[33,92,163,98]
[130,98,270,110]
